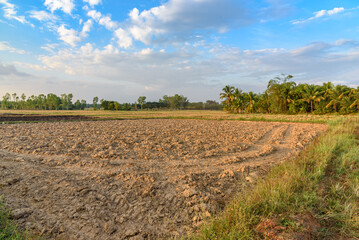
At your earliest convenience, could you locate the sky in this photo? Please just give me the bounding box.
[0,0,359,102]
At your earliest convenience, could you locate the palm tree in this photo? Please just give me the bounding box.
[220,85,235,112]
[232,88,243,113]
[245,91,256,113]
[326,85,350,112]
[300,84,323,113]
[349,87,359,110]
[267,74,295,113]
[257,91,270,113]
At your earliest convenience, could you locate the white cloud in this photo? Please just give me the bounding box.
[292,7,345,24]
[87,9,118,30]
[41,43,59,53]
[83,0,101,7]
[98,15,117,30]
[57,25,82,46]
[0,41,26,54]
[114,28,132,48]
[28,10,57,21]
[0,0,29,24]
[81,19,93,36]
[124,0,252,45]
[57,19,93,46]
[44,0,74,14]
[87,9,101,21]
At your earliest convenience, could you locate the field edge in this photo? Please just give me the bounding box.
[191,116,359,240]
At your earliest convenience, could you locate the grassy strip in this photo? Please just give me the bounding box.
[192,117,359,239]
[0,198,39,240]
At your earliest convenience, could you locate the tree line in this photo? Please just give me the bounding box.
[0,93,87,110]
[1,92,222,111]
[220,74,359,114]
[99,94,222,110]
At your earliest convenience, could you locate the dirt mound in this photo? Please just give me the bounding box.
[0,119,327,239]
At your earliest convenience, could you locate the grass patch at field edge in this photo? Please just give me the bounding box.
[191,117,359,239]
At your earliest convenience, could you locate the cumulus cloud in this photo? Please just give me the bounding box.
[57,25,82,46]
[124,0,252,45]
[114,28,132,49]
[28,10,57,21]
[87,9,118,30]
[83,0,101,7]
[56,20,93,46]
[82,0,258,49]
[292,7,345,24]
[0,41,26,54]
[81,19,93,36]
[0,0,29,24]
[44,0,74,14]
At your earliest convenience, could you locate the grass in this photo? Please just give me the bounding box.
[192,116,359,239]
[0,198,39,240]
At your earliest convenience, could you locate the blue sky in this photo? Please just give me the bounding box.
[0,0,359,102]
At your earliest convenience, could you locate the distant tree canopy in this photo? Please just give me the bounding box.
[0,93,87,110]
[0,92,222,111]
[99,94,215,111]
[220,74,359,114]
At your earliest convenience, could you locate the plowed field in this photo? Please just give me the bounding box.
[0,119,327,239]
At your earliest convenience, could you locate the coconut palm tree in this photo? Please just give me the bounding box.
[300,84,323,113]
[267,74,295,113]
[231,88,244,113]
[220,85,235,112]
[326,85,350,112]
[245,91,256,113]
[349,87,359,110]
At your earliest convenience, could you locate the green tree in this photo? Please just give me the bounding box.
[267,74,295,113]
[93,97,99,110]
[220,85,235,112]
[300,84,323,113]
[1,93,10,109]
[326,85,350,112]
[138,96,146,110]
[349,87,359,110]
[245,91,256,113]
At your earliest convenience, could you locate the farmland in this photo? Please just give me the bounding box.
[0,113,328,239]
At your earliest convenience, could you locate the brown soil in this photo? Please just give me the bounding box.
[0,119,327,239]
[0,113,95,122]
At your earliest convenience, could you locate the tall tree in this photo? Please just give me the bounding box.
[93,96,99,110]
[300,84,323,113]
[220,85,235,112]
[1,93,10,109]
[137,96,146,110]
[326,85,350,112]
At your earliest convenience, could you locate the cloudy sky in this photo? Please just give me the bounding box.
[0,0,359,102]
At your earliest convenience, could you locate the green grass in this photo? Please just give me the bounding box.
[0,198,39,240]
[192,117,359,239]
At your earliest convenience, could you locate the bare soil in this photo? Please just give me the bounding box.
[0,119,327,239]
